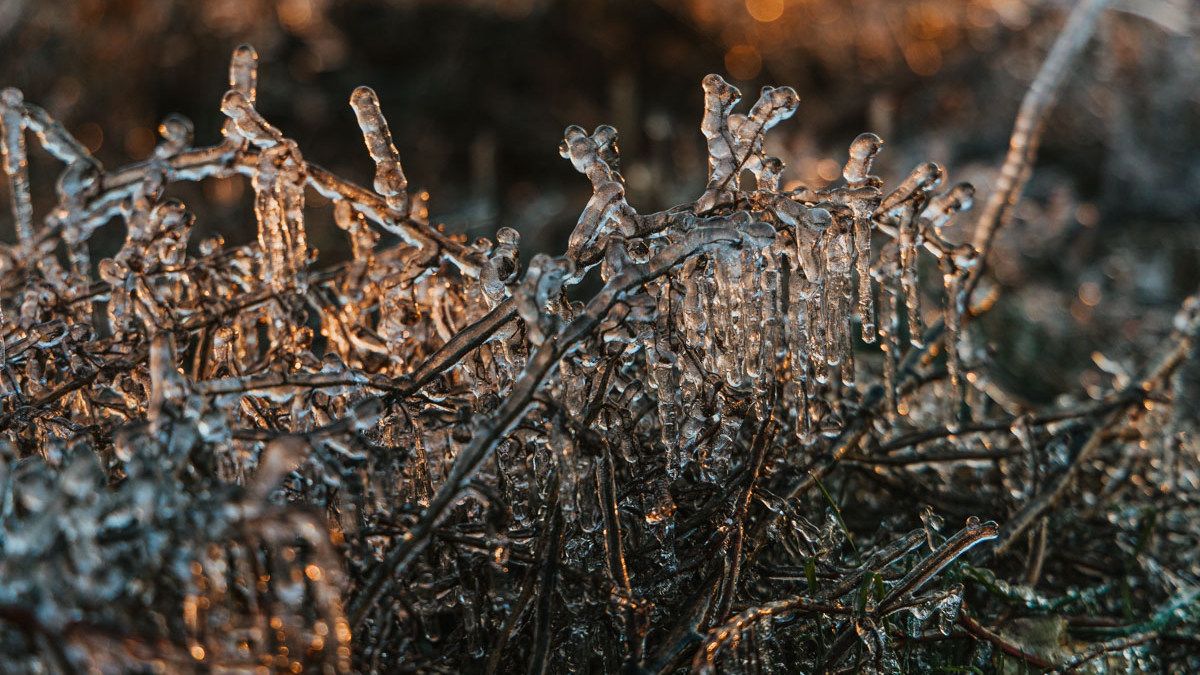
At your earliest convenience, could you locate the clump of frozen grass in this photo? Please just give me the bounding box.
[0,1,1197,670]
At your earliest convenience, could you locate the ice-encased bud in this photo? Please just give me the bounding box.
[843,132,883,185]
[220,90,283,147]
[228,44,258,103]
[921,182,975,230]
[879,162,945,214]
[482,226,522,304]
[155,113,194,158]
[746,85,800,135]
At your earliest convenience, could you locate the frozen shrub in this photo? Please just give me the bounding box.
[0,2,1197,671]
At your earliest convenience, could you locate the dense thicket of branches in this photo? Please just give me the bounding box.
[0,1,1197,672]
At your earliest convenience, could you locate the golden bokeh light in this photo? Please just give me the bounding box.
[745,0,785,23]
[724,43,762,80]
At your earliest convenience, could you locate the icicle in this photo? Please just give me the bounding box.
[796,209,833,382]
[276,139,309,285]
[220,83,309,293]
[821,218,854,383]
[649,280,680,454]
[744,254,773,382]
[899,210,924,347]
[681,259,706,350]
[223,44,258,144]
[350,86,409,215]
[876,270,899,420]
[251,151,287,290]
[837,135,885,344]
[941,257,967,430]
[0,88,34,253]
[793,206,828,283]
[875,164,941,348]
[705,397,741,476]
[780,251,814,442]
[713,246,746,387]
[853,217,875,343]
[333,199,378,278]
[148,332,186,436]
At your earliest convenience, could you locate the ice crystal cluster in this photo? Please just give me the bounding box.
[1,35,1198,674]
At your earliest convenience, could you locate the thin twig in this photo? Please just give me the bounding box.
[969,0,1112,289]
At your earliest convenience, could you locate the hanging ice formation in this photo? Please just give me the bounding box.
[548,74,986,459]
[221,48,310,293]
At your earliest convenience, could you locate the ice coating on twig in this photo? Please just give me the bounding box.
[941,256,967,427]
[515,253,574,346]
[0,88,33,253]
[843,132,883,186]
[481,226,521,306]
[220,87,309,292]
[155,113,194,160]
[559,124,636,268]
[220,90,285,148]
[696,74,799,213]
[222,43,257,143]
[350,86,409,215]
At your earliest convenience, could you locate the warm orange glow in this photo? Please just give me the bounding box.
[277,0,315,31]
[724,44,762,80]
[124,126,156,158]
[745,0,785,23]
[816,158,840,183]
[903,40,943,76]
[76,122,103,153]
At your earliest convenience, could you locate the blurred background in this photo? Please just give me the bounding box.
[0,0,1197,403]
